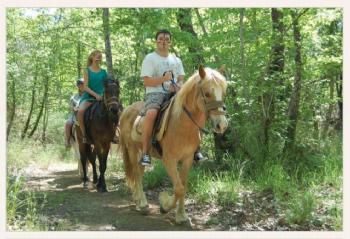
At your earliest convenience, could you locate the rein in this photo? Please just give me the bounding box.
[102,81,119,126]
[182,77,226,134]
[182,106,209,134]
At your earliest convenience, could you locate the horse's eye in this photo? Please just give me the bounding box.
[205,92,210,98]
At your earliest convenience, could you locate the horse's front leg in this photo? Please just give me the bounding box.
[96,143,110,193]
[176,156,193,224]
[159,158,184,218]
[88,148,98,184]
[78,144,89,188]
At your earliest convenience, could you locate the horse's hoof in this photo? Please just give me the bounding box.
[97,186,108,193]
[160,205,167,214]
[83,182,89,189]
[175,215,190,225]
[139,205,149,215]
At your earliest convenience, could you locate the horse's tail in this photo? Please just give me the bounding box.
[119,120,138,190]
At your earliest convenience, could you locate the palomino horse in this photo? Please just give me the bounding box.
[119,65,228,223]
[76,75,120,192]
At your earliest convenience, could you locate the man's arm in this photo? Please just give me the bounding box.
[143,71,173,87]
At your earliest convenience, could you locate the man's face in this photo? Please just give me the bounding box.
[156,33,171,51]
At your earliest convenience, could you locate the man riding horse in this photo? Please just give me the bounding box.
[139,29,205,166]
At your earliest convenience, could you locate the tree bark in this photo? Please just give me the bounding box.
[284,9,302,152]
[21,74,37,139]
[102,8,120,101]
[261,8,285,156]
[6,73,16,140]
[28,75,49,138]
[240,8,249,102]
[77,40,82,78]
[335,73,342,130]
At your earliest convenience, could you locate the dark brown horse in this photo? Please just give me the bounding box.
[76,74,120,192]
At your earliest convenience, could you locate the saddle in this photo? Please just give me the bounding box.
[133,94,176,156]
[74,101,101,141]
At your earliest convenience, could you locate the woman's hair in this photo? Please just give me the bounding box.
[86,50,102,67]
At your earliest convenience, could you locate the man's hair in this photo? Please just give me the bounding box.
[155,29,172,40]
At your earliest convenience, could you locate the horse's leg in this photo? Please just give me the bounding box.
[136,165,148,214]
[88,147,98,184]
[96,143,109,193]
[159,158,183,216]
[78,143,89,188]
[127,148,148,213]
[175,157,193,224]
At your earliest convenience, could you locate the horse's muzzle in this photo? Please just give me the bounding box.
[212,116,228,134]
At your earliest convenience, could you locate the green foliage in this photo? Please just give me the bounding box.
[7,175,47,231]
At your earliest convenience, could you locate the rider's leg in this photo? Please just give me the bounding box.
[65,118,73,148]
[77,101,92,143]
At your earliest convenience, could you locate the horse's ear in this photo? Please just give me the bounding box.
[218,65,225,75]
[199,65,206,79]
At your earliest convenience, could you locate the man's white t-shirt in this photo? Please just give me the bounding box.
[141,52,185,94]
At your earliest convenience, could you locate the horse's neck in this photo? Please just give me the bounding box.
[172,100,206,140]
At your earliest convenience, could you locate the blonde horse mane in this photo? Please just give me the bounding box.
[173,67,227,120]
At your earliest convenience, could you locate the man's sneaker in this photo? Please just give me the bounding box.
[194,149,206,162]
[139,154,151,166]
[111,135,119,144]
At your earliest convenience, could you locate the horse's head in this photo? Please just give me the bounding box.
[197,65,228,134]
[103,74,120,115]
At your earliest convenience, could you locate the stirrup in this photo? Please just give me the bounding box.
[82,136,89,144]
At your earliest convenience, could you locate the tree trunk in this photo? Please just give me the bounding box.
[102,8,120,101]
[77,41,82,78]
[284,9,302,152]
[261,8,285,156]
[335,73,342,130]
[41,96,49,142]
[176,8,205,67]
[28,75,49,138]
[240,8,249,102]
[6,73,16,140]
[21,75,37,139]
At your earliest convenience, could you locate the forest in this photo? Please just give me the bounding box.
[6,8,342,231]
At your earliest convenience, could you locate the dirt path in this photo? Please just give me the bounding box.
[23,163,209,231]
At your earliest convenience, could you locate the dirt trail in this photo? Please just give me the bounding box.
[24,163,208,231]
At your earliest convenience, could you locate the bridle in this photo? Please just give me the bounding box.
[183,74,226,134]
[103,81,119,113]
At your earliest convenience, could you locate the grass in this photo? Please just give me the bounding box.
[7,175,48,231]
